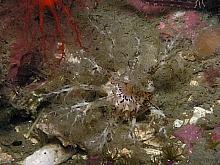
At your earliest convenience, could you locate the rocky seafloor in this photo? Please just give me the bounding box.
[0,0,220,164]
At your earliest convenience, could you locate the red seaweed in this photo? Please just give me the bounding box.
[7,0,94,86]
[174,124,202,153]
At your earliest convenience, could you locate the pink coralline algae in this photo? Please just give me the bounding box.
[184,11,202,30]
[159,11,204,40]
[184,11,203,38]
[174,124,202,153]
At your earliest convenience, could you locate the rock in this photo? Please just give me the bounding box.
[0,147,14,164]
[21,144,74,165]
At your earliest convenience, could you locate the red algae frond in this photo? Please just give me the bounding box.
[7,0,93,85]
[24,0,84,49]
[174,124,202,153]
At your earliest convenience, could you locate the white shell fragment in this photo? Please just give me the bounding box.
[22,144,73,165]
[189,106,213,124]
[144,148,162,156]
[190,80,199,87]
[173,119,184,128]
[150,107,165,118]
